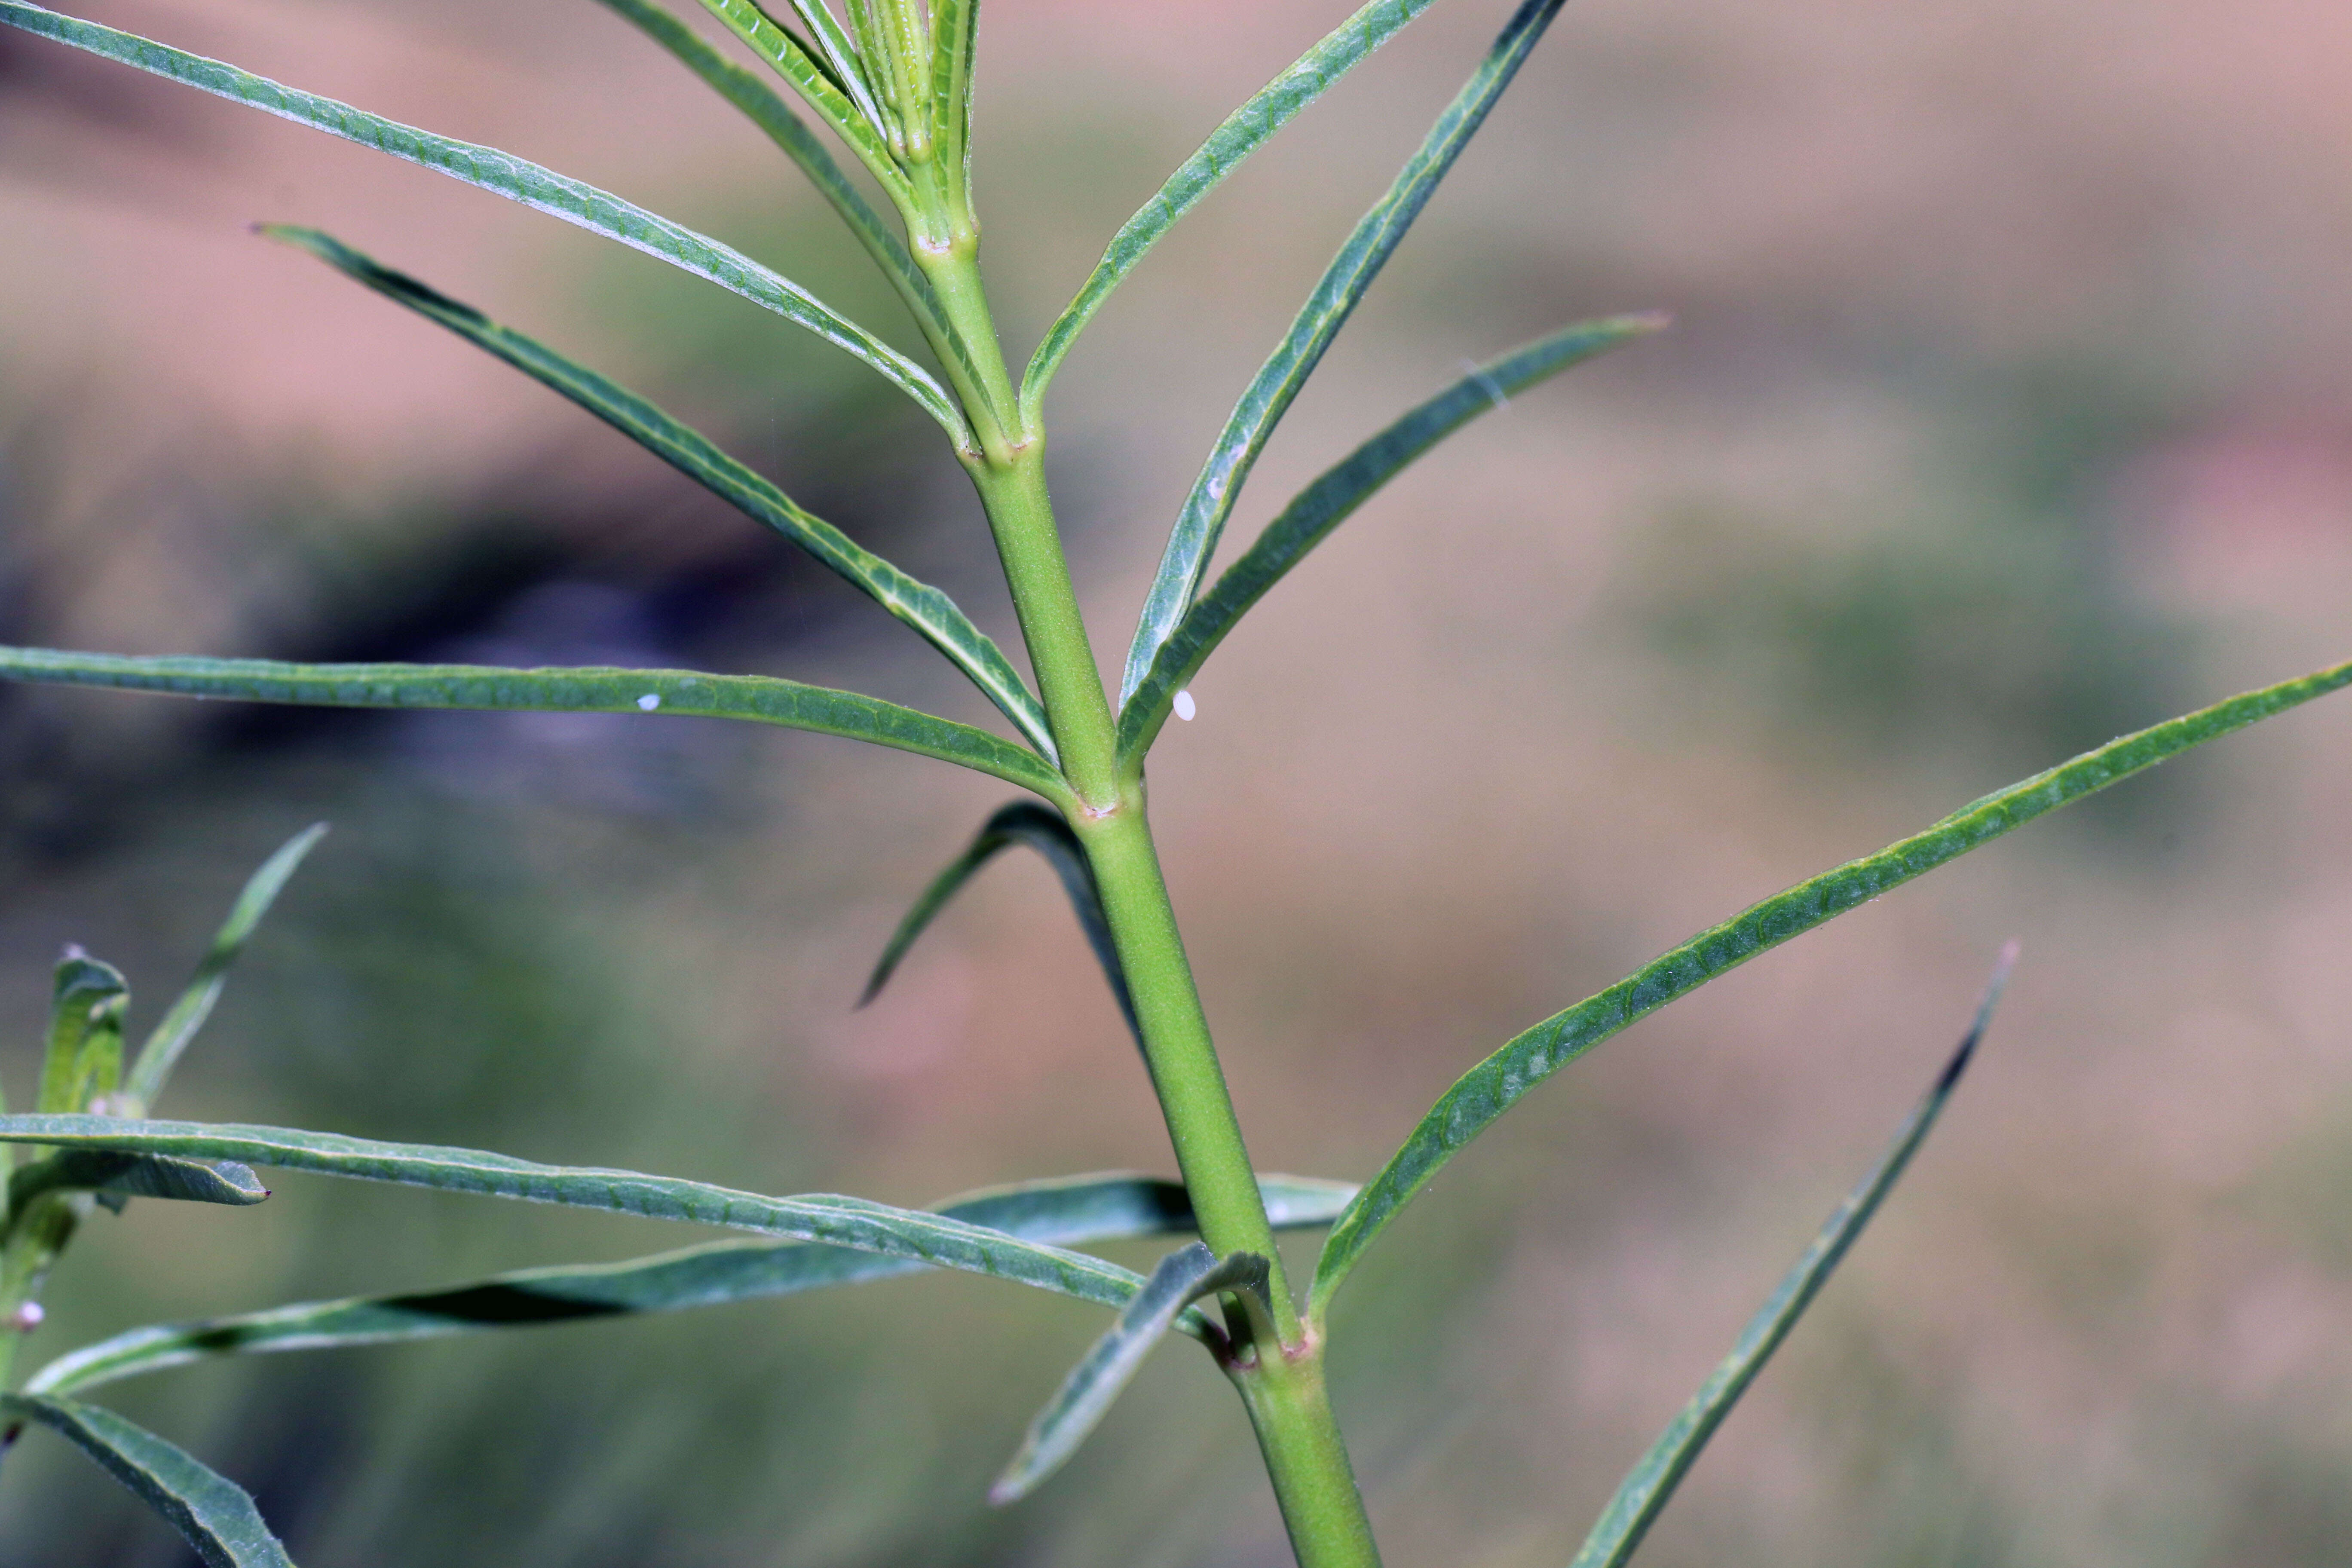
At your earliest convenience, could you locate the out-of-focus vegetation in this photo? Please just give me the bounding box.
[1,0,2349,1562]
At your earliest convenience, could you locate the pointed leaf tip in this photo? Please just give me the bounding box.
[1566,948,2013,1568]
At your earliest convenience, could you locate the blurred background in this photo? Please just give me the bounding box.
[2,0,2351,1562]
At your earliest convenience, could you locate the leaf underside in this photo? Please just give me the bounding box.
[862,801,1141,1054]
[0,648,1067,799]
[1117,312,1664,762]
[1570,949,2014,1568]
[1,1394,295,1568]
[992,1243,1272,1503]
[1311,654,2352,1318]
[29,1173,1357,1396]
[1123,0,1572,704]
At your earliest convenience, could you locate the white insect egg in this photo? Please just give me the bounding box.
[637,693,662,711]
[1173,690,1197,722]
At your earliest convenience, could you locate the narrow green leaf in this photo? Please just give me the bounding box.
[0,2,969,445]
[842,0,916,157]
[122,825,325,1115]
[264,228,1053,761]
[38,953,127,1115]
[1020,0,1450,422]
[991,1243,1271,1504]
[1122,0,1570,704]
[927,0,979,205]
[1311,655,2352,1319]
[861,802,1140,1054]
[1117,314,1664,762]
[0,648,1069,800]
[1571,950,2014,1568]
[0,1395,294,1568]
[0,1116,1164,1317]
[10,1150,270,1213]
[28,1173,1355,1396]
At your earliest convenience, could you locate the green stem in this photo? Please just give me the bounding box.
[1236,1338,1384,1568]
[922,241,1380,1568]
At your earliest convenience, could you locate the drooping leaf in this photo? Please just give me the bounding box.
[263,227,1053,760]
[1020,0,1451,422]
[0,1,970,446]
[992,1243,1271,1504]
[1122,0,1571,704]
[0,1394,295,1568]
[38,953,127,1115]
[1570,949,2014,1568]
[692,0,903,188]
[1117,313,1664,762]
[1311,655,2352,1319]
[0,648,1069,800]
[861,801,1139,1054]
[10,1150,270,1213]
[122,825,325,1115]
[0,1116,1165,1316]
[29,1173,1356,1396]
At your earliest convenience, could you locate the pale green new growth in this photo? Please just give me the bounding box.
[1,1395,297,1568]
[1569,949,2013,1568]
[0,1,972,446]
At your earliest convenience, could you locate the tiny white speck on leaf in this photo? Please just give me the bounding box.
[1173,690,1197,722]
[637,693,662,711]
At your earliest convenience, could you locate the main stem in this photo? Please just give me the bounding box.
[920,235,1379,1568]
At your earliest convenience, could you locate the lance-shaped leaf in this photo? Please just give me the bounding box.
[10,1150,270,1213]
[264,228,1053,760]
[29,1173,1357,1396]
[0,2,971,447]
[991,1243,1271,1504]
[0,1395,295,1568]
[38,953,127,1115]
[1122,0,1572,703]
[1571,950,2014,1568]
[0,649,1069,800]
[1118,314,1664,762]
[1311,654,2352,1319]
[1021,0,1450,422]
[861,801,1139,1054]
[0,1116,1162,1315]
[122,825,325,1115]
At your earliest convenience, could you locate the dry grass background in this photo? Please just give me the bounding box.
[2,0,2351,1563]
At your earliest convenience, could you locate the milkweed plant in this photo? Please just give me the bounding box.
[0,0,2344,1563]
